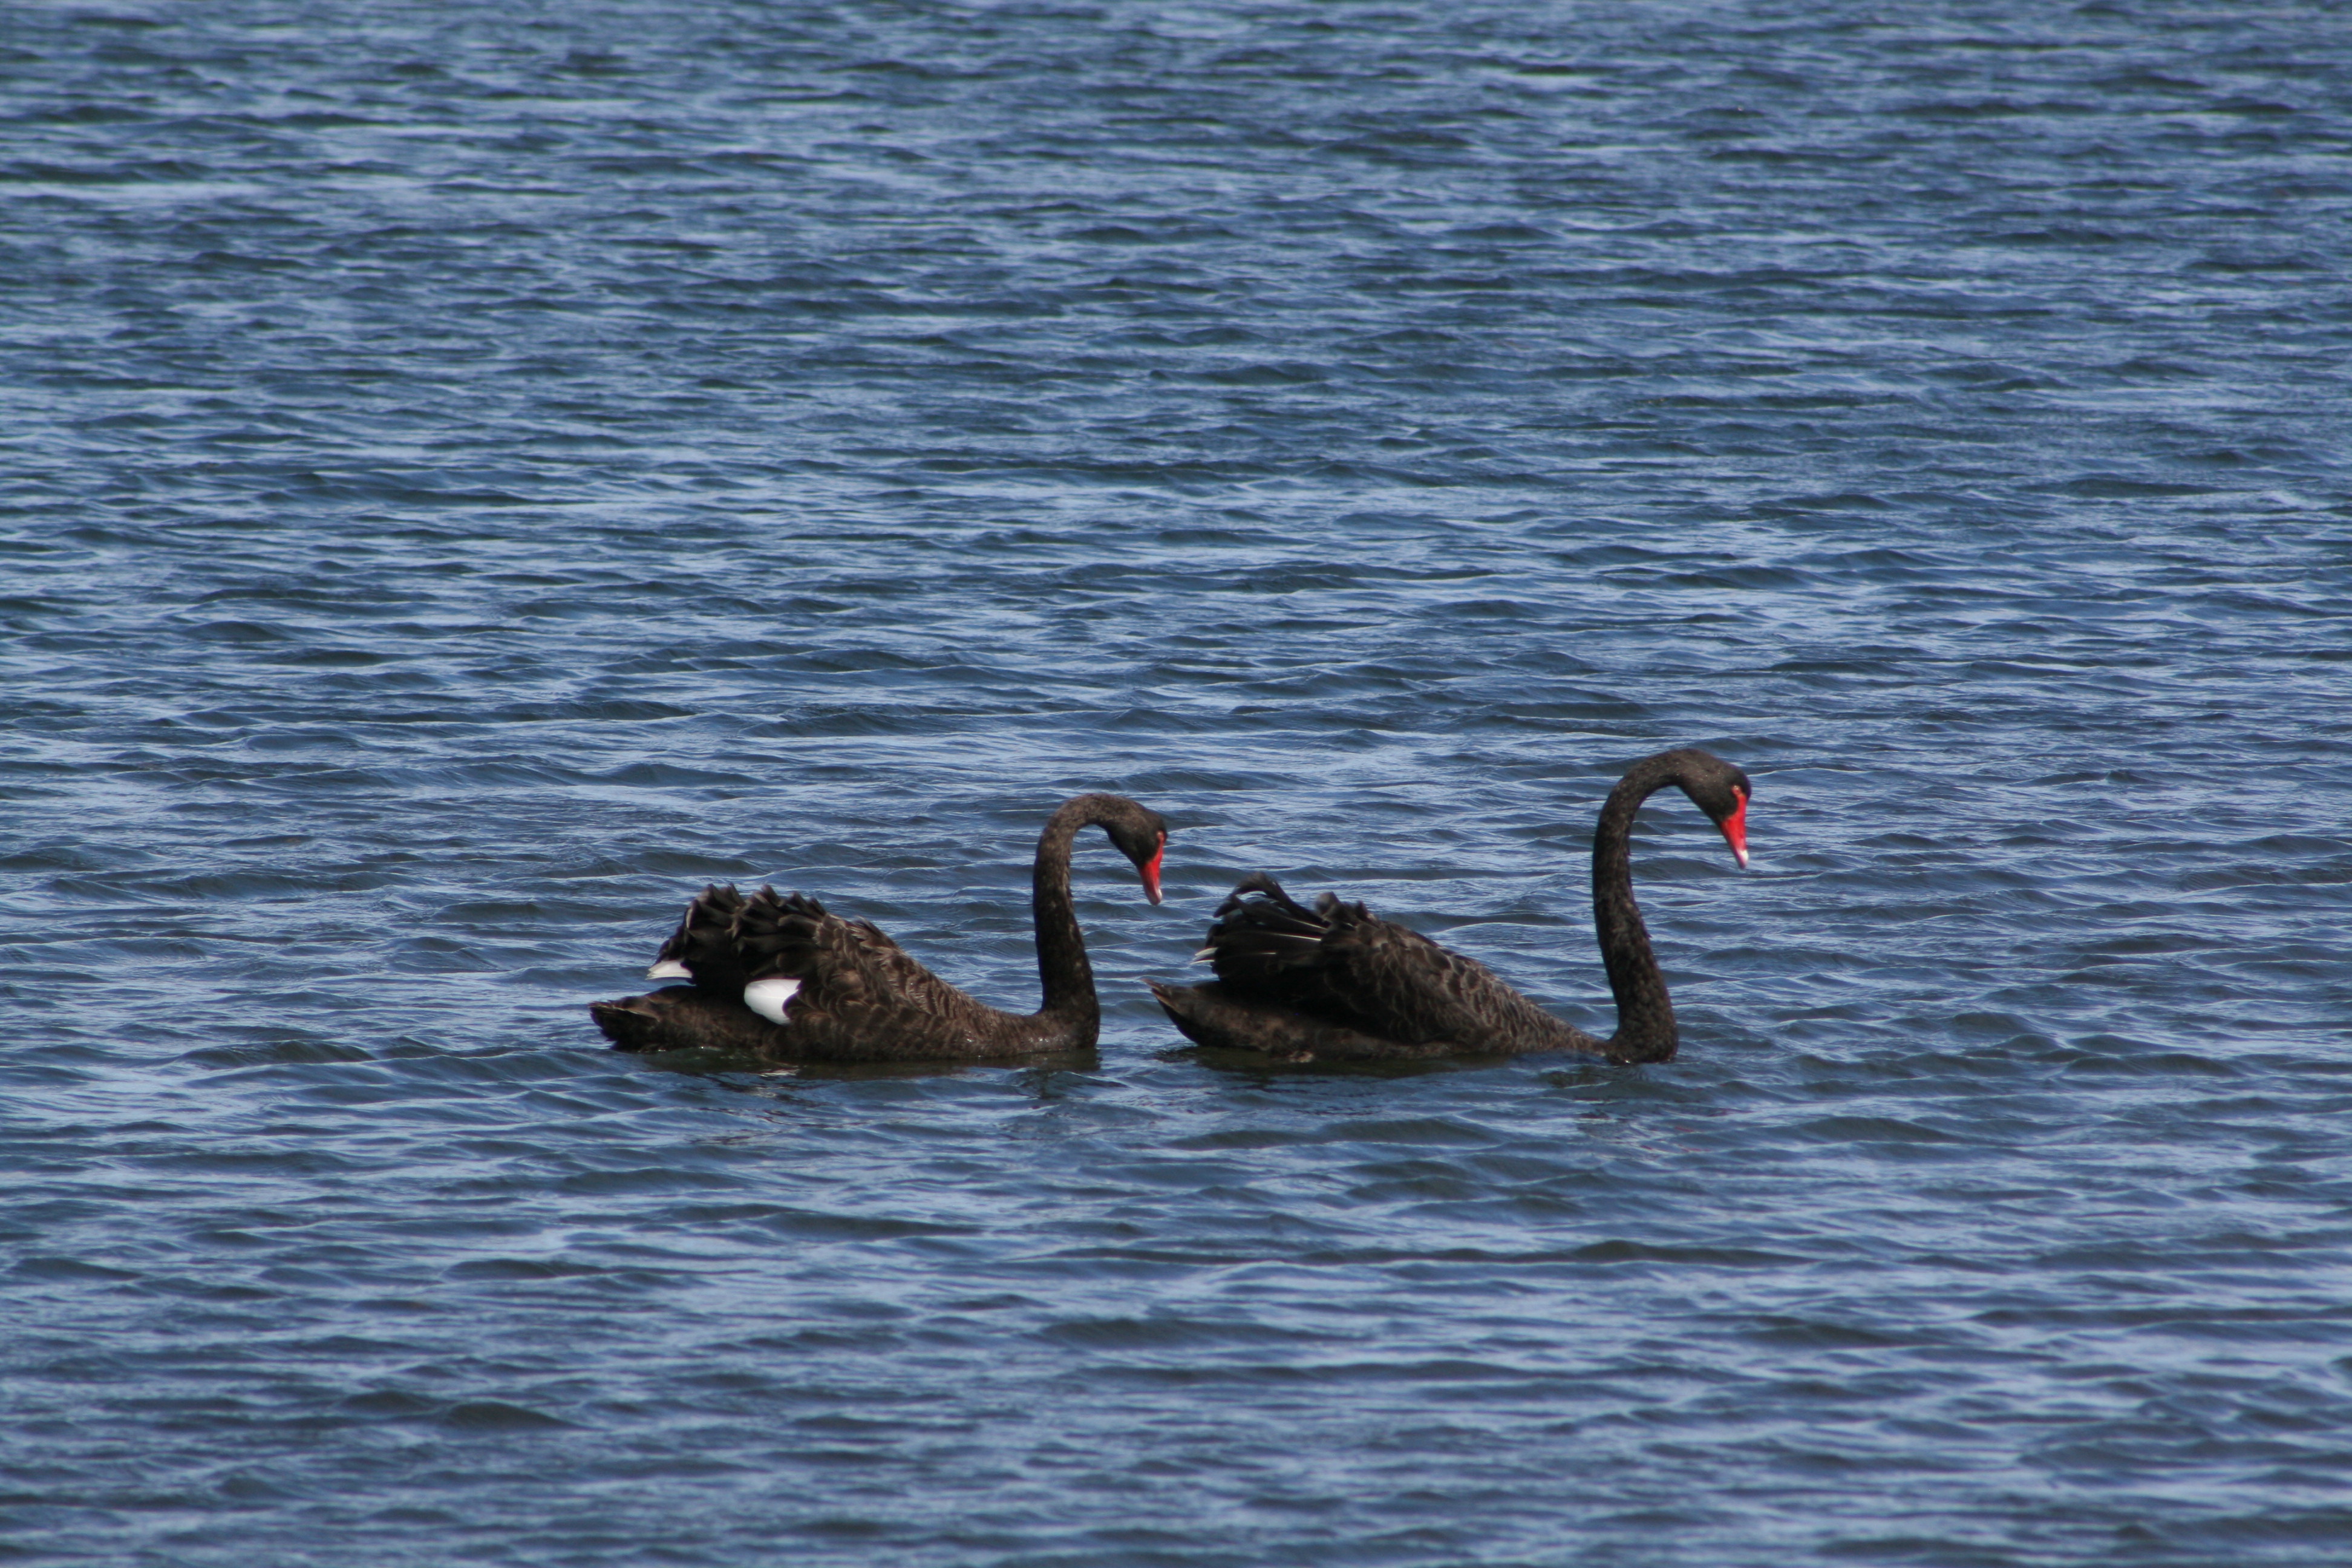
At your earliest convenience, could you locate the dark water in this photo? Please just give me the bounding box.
[6,2,2351,1562]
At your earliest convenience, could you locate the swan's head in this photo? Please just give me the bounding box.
[1673,752,1753,869]
[1105,807,1170,906]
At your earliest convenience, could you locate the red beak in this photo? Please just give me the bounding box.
[1720,791,1750,869]
[1140,836,1165,905]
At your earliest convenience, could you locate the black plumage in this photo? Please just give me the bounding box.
[1150,749,1751,1065]
[592,794,1168,1062]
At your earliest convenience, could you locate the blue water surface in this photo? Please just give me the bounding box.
[4,2,2351,1564]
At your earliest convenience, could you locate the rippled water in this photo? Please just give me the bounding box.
[6,2,2351,1563]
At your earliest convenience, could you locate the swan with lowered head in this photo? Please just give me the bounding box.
[592,793,1169,1062]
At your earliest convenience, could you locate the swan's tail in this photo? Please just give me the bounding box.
[1148,978,1404,1063]
[1149,979,1284,1054]
[590,987,796,1054]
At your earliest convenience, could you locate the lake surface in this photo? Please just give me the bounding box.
[5,2,2350,1563]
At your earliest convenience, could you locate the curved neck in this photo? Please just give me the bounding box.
[1031,797,1111,1023]
[1590,756,1682,1063]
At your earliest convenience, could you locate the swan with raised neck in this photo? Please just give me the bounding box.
[1149,749,1749,1064]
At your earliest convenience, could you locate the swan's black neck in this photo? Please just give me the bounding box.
[1031,795,1115,1025]
[1590,754,1686,1063]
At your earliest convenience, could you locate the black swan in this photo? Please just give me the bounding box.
[591,794,1169,1062]
[1149,749,1749,1064]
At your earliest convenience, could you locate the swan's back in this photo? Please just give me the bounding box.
[736,889,1014,1056]
[600,884,1031,1060]
[1189,874,1576,1055]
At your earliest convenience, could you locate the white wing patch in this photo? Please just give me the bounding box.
[742,976,802,1025]
[646,958,693,980]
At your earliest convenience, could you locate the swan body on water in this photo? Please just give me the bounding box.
[592,794,1168,1062]
[1150,750,1749,1064]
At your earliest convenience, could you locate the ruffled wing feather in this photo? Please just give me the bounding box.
[1200,874,1568,1052]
